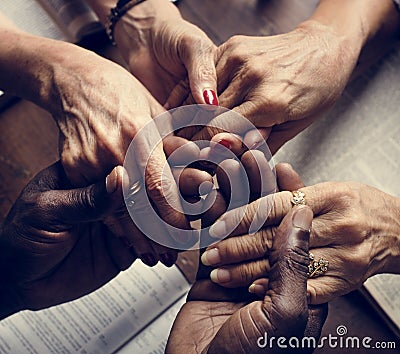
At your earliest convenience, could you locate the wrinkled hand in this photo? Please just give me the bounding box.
[203,177,400,304]
[190,20,359,153]
[0,163,138,319]
[114,0,217,107]
[0,157,216,319]
[46,46,192,243]
[167,205,327,353]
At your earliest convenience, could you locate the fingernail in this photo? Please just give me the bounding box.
[160,253,175,267]
[292,205,313,231]
[106,168,118,194]
[248,283,266,296]
[209,220,226,238]
[210,268,231,283]
[250,140,263,150]
[141,253,157,267]
[201,248,221,266]
[203,89,219,106]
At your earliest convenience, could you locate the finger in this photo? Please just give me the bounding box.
[172,167,214,197]
[216,159,249,209]
[163,79,190,109]
[206,206,313,353]
[275,162,305,191]
[207,192,286,239]
[209,258,270,288]
[197,189,228,279]
[181,34,218,106]
[104,209,160,267]
[208,183,330,239]
[243,128,271,150]
[192,109,256,142]
[261,205,313,334]
[306,245,361,304]
[163,135,200,166]
[151,243,178,268]
[304,304,328,339]
[188,279,252,302]
[218,79,253,111]
[209,133,246,158]
[104,228,137,271]
[248,278,269,297]
[129,121,192,245]
[33,165,125,227]
[202,190,228,228]
[201,227,274,267]
[240,150,276,199]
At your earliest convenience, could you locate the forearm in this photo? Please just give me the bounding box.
[306,0,400,73]
[0,13,102,114]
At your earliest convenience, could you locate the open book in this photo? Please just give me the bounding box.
[0,0,103,110]
[0,262,190,353]
[361,275,400,338]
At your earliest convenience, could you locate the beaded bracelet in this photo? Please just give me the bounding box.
[105,0,147,45]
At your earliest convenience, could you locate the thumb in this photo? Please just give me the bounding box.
[44,166,125,225]
[181,32,218,106]
[262,205,313,336]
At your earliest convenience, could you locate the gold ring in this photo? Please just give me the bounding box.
[308,253,329,278]
[291,190,306,206]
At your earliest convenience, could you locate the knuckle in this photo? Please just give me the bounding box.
[286,246,309,272]
[195,63,216,83]
[258,229,273,255]
[77,184,97,211]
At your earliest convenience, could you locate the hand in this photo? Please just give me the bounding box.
[0,20,196,243]
[42,44,193,243]
[202,178,400,304]
[0,163,137,319]
[189,20,359,154]
[0,158,217,319]
[113,0,218,107]
[167,205,327,354]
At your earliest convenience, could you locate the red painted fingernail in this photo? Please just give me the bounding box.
[203,89,219,106]
[211,139,232,154]
[217,139,231,149]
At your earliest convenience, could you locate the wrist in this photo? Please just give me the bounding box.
[368,194,400,276]
[114,0,180,43]
[0,29,84,113]
[305,0,400,67]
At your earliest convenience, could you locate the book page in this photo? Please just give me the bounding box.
[364,275,400,332]
[116,296,187,353]
[0,0,68,41]
[0,262,190,354]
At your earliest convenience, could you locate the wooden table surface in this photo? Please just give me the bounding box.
[0,0,398,352]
